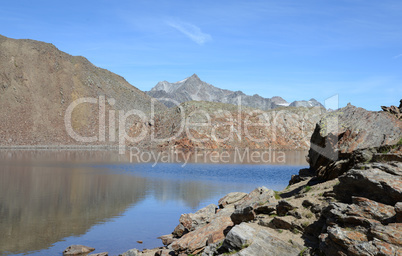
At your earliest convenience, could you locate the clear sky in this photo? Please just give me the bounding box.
[1,0,401,110]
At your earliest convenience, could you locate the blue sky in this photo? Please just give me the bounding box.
[1,0,401,110]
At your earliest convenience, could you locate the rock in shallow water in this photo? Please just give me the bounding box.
[63,245,95,256]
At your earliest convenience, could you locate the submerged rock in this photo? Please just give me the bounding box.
[121,249,139,256]
[63,245,95,256]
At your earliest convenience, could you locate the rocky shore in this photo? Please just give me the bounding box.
[65,102,402,256]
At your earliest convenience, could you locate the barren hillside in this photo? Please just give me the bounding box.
[0,35,166,146]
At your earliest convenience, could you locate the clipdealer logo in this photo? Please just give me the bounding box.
[64,95,339,164]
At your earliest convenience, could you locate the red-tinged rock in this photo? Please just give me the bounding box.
[370,223,402,246]
[172,204,217,238]
[170,215,233,254]
[335,162,402,205]
[308,104,402,180]
[350,197,396,222]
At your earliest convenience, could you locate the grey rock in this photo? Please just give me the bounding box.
[231,187,276,224]
[170,215,233,254]
[200,241,222,256]
[223,223,303,256]
[89,253,108,256]
[158,234,176,246]
[63,245,95,256]
[271,216,294,230]
[121,249,139,256]
[218,192,248,208]
[334,162,402,205]
[173,204,217,237]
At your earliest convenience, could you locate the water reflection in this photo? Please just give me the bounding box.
[0,150,306,255]
[0,164,147,254]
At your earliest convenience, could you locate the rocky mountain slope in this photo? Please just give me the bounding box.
[147,74,323,110]
[133,101,325,151]
[0,35,166,146]
[115,101,402,256]
[0,35,325,150]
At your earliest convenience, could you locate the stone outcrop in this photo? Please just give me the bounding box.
[170,215,233,254]
[381,99,402,120]
[334,162,402,205]
[307,104,402,180]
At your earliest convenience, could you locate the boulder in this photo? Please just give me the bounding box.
[334,162,402,205]
[89,253,108,256]
[319,225,402,256]
[276,200,297,216]
[230,187,276,224]
[169,215,233,254]
[308,104,402,180]
[319,197,402,256]
[121,249,139,256]
[155,249,176,256]
[222,223,303,256]
[271,216,294,230]
[172,204,217,237]
[158,234,176,246]
[218,192,248,208]
[63,245,95,256]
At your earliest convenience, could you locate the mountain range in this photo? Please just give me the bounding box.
[147,74,323,110]
[0,34,324,149]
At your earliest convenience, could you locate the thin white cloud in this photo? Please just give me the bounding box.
[167,19,212,45]
[393,53,402,59]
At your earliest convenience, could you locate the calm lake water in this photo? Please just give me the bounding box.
[0,150,308,256]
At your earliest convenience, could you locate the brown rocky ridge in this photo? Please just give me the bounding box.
[0,34,166,146]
